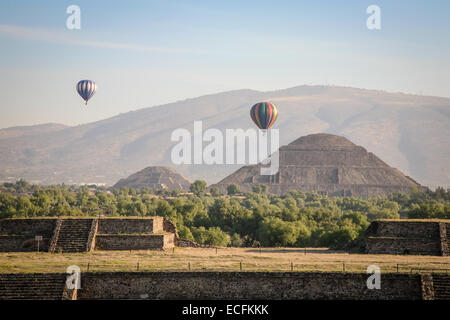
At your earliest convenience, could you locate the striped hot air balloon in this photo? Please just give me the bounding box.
[250,102,278,130]
[76,80,97,105]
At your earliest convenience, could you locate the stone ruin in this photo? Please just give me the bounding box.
[211,133,425,197]
[0,217,198,253]
[365,219,450,256]
[0,271,449,300]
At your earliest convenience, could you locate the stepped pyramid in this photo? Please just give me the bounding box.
[211,133,424,197]
[113,166,191,191]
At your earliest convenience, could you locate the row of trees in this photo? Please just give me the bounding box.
[0,180,449,248]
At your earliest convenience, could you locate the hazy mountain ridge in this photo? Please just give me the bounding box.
[0,85,448,187]
[0,123,69,140]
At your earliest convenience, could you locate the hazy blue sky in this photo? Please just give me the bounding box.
[0,0,449,128]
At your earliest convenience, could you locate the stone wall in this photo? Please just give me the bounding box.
[0,219,56,237]
[0,219,56,252]
[176,238,201,248]
[97,218,163,234]
[2,272,449,300]
[95,234,174,250]
[163,218,178,237]
[0,235,51,252]
[366,220,440,238]
[77,272,422,300]
[366,237,441,255]
[365,220,449,256]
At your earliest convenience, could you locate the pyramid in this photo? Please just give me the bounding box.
[211,133,424,197]
[113,166,192,191]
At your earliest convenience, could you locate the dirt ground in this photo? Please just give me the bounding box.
[1,247,450,274]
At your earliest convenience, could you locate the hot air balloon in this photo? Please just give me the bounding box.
[76,80,97,105]
[250,102,278,131]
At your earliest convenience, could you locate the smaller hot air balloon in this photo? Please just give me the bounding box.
[76,80,97,105]
[250,102,278,131]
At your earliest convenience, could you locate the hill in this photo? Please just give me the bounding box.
[0,85,448,186]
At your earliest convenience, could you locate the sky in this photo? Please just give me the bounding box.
[0,0,449,128]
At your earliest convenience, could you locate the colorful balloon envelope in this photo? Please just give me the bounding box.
[250,102,278,130]
[76,80,97,105]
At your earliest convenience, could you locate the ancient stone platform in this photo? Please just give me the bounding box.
[365,219,450,256]
[0,217,177,253]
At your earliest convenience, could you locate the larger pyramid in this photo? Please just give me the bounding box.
[211,133,424,197]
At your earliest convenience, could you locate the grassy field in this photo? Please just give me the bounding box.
[1,247,450,274]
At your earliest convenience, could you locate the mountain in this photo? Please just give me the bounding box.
[210,133,424,197]
[0,123,69,140]
[0,85,448,187]
[113,166,191,191]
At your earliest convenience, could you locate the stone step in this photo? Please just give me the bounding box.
[0,275,66,300]
[0,278,63,281]
[57,243,86,245]
[0,290,62,295]
[0,296,62,299]
[0,287,63,290]
[59,232,90,234]
[60,225,91,229]
[52,218,95,253]
[433,274,450,300]
[0,295,62,299]
[0,282,63,284]
[59,231,90,234]
[0,292,62,295]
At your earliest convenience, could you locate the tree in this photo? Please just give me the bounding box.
[257,217,305,247]
[15,196,35,217]
[15,179,30,193]
[0,193,17,218]
[210,187,220,197]
[178,225,195,241]
[190,180,207,197]
[191,226,230,246]
[227,184,240,195]
[230,233,243,247]
[252,184,268,194]
[323,228,356,246]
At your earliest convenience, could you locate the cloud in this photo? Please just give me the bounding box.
[0,24,205,54]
